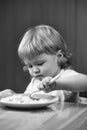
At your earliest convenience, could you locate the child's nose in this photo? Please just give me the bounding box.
[32,66,40,74]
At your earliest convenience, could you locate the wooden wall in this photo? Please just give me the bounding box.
[0,0,87,96]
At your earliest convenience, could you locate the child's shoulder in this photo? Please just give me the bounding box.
[60,69,79,78]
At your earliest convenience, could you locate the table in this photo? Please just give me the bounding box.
[0,97,87,130]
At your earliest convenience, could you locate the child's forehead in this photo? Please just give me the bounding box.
[24,53,47,64]
[24,53,55,64]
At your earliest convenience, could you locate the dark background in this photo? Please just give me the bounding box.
[0,0,87,97]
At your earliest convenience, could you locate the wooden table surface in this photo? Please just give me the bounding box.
[0,98,87,130]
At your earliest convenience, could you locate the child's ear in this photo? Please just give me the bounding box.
[56,50,67,68]
[56,50,63,58]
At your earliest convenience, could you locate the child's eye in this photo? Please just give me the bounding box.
[37,62,44,66]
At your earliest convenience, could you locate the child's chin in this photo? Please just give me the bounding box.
[35,76,43,81]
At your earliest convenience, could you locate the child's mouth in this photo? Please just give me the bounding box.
[35,75,43,80]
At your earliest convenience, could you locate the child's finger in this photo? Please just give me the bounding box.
[42,77,52,86]
[37,83,44,90]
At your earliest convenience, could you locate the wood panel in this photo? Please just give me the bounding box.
[0,0,87,96]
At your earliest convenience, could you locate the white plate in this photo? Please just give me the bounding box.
[0,94,58,108]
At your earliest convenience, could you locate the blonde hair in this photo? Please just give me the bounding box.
[18,25,72,68]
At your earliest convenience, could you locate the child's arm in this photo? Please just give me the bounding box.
[55,73,87,92]
[0,89,15,99]
[38,73,87,92]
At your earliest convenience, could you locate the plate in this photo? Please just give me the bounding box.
[0,94,58,108]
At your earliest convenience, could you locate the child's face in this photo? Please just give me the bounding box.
[24,53,61,80]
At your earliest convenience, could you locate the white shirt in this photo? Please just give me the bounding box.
[24,69,79,102]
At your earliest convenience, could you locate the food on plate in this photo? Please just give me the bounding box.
[0,94,56,104]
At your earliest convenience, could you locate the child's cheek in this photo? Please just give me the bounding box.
[28,69,32,76]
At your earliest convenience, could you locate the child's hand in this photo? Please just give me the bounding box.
[0,89,15,99]
[38,77,56,92]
